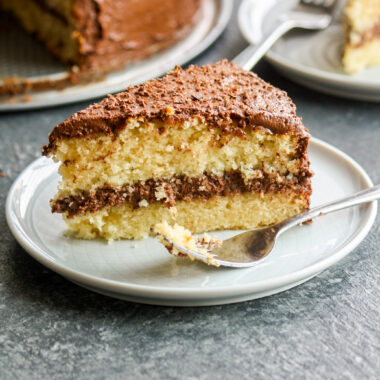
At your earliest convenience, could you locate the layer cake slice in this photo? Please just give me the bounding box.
[343,0,380,73]
[42,60,313,240]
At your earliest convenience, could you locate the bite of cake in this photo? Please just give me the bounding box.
[42,60,313,240]
[152,221,222,266]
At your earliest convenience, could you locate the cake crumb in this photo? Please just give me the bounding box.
[169,206,178,219]
[165,106,174,115]
[155,184,168,201]
[152,221,222,267]
[138,199,149,208]
[180,142,189,151]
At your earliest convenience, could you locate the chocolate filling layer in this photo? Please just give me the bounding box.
[348,23,380,47]
[52,170,312,217]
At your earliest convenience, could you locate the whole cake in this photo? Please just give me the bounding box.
[343,0,380,73]
[0,0,201,75]
[42,60,313,240]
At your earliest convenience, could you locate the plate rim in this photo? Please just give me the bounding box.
[5,137,378,301]
[0,0,233,112]
[238,0,380,92]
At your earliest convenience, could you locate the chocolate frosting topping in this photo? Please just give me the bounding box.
[43,60,308,155]
[73,0,201,71]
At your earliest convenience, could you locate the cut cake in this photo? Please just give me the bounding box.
[0,0,201,75]
[42,60,313,240]
[343,0,380,73]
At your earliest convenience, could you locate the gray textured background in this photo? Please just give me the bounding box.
[0,3,379,379]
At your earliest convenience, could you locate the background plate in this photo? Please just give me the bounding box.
[6,138,377,306]
[0,0,232,111]
[239,0,380,102]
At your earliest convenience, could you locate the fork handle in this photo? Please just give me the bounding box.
[279,184,380,233]
[233,20,295,70]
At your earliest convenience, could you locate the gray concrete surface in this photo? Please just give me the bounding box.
[0,2,379,379]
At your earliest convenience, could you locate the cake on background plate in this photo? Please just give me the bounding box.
[343,0,380,73]
[42,60,313,240]
[0,0,201,79]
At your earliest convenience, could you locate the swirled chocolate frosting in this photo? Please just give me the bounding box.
[43,60,308,155]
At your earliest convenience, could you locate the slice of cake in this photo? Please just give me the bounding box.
[42,60,313,240]
[0,0,201,75]
[152,221,222,266]
[343,0,380,73]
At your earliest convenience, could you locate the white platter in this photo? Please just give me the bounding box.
[239,0,380,102]
[6,138,377,306]
[0,0,232,111]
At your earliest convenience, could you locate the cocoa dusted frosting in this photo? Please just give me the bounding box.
[42,60,309,155]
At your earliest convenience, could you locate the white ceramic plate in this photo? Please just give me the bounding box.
[0,0,232,111]
[6,138,377,306]
[238,0,380,102]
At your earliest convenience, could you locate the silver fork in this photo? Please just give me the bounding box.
[233,0,337,70]
[160,185,380,268]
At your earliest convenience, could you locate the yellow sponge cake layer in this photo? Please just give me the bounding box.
[53,120,307,198]
[0,0,79,64]
[343,35,380,73]
[65,192,309,240]
[344,0,380,36]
